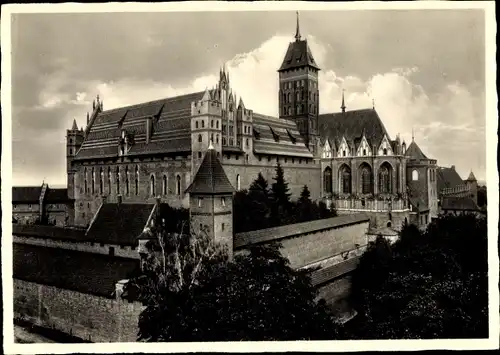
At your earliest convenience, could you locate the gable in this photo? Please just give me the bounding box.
[322,139,332,158]
[337,137,350,158]
[356,135,372,157]
[378,135,393,156]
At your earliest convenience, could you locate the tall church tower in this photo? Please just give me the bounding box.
[66,119,84,200]
[278,11,321,152]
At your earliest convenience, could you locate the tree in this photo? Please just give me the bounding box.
[342,214,488,339]
[125,231,338,341]
[477,185,487,207]
[270,163,292,226]
[296,185,314,222]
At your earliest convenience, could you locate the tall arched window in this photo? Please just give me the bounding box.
[99,168,104,195]
[378,163,392,194]
[91,168,95,194]
[115,167,120,194]
[287,93,291,103]
[360,163,373,194]
[339,164,351,194]
[412,169,419,181]
[84,168,88,194]
[135,166,139,195]
[195,121,199,129]
[323,167,332,194]
[150,175,155,196]
[383,148,388,156]
[201,120,205,128]
[125,166,130,195]
[198,134,202,143]
[296,92,300,101]
[162,175,167,195]
[176,175,181,195]
[107,167,111,194]
[236,174,241,191]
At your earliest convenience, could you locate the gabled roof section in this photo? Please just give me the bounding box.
[441,196,479,211]
[405,140,428,160]
[12,186,41,203]
[185,147,235,195]
[437,166,464,192]
[86,203,155,246]
[278,39,320,72]
[318,109,390,148]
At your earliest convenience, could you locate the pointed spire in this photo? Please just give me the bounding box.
[341,89,346,113]
[201,87,210,101]
[71,118,78,130]
[295,11,301,41]
[238,96,245,109]
[467,171,477,181]
[93,100,95,110]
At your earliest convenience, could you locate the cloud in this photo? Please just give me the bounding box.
[15,34,485,185]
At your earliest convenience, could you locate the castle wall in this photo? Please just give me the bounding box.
[14,279,143,343]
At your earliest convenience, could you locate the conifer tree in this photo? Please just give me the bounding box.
[270,163,292,225]
[296,185,314,222]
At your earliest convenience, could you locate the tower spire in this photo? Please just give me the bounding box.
[295,11,301,41]
[412,128,415,142]
[341,89,346,113]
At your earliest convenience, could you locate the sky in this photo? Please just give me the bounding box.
[10,9,487,186]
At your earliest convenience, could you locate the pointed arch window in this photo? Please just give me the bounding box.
[361,164,373,194]
[162,175,167,195]
[150,175,156,196]
[287,93,291,103]
[99,168,104,195]
[198,134,202,143]
[412,169,419,181]
[383,148,388,156]
[135,166,139,195]
[378,163,392,194]
[201,120,205,128]
[323,167,332,194]
[115,167,120,194]
[296,92,300,101]
[339,165,352,194]
[107,167,112,194]
[176,175,181,195]
[91,168,95,194]
[236,174,241,191]
[195,121,199,129]
[124,166,129,195]
[84,168,88,194]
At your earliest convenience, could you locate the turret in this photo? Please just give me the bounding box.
[67,118,85,201]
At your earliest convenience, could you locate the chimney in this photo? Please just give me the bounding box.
[117,194,122,205]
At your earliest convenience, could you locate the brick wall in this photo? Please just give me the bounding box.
[14,279,143,343]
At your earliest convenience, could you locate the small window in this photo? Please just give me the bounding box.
[246,138,249,147]
[211,120,214,128]
[28,204,32,209]
[201,120,205,128]
[412,169,419,181]
[198,198,203,207]
[222,223,225,232]
[383,148,387,156]
[363,149,366,156]
[198,134,202,143]
[216,121,219,129]
[198,152,202,158]
[343,150,346,157]
[221,197,226,206]
[195,121,199,129]
[69,148,73,155]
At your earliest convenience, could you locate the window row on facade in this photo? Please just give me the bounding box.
[281,79,318,90]
[282,91,318,104]
[82,167,183,197]
[282,104,317,116]
[323,162,396,195]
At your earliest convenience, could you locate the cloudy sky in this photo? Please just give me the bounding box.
[10,9,486,186]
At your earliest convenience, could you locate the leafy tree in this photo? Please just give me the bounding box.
[342,214,488,339]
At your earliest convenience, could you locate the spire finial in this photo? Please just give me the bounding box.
[412,128,415,142]
[372,98,375,110]
[295,11,301,41]
[341,89,346,113]
[72,118,78,130]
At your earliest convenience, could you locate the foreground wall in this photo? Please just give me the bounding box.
[14,279,143,343]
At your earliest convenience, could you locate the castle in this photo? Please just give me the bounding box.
[60,13,447,233]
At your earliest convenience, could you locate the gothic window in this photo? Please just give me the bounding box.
[99,168,103,195]
[195,121,199,129]
[287,93,291,103]
[162,175,167,195]
[341,166,352,194]
[236,174,241,191]
[108,167,111,195]
[412,169,419,181]
[383,148,388,156]
[363,149,367,156]
[378,163,392,194]
[91,168,95,194]
[216,134,219,144]
[201,120,205,128]
[150,175,155,196]
[125,166,130,195]
[222,124,227,134]
[211,120,214,128]
[116,167,120,194]
[84,168,88,194]
[216,121,219,129]
[323,167,332,194]
[198,134,202,143]
[343,150,346,157]
[360,164,373,194]
[135,166,139,195]
[176,175,181,195]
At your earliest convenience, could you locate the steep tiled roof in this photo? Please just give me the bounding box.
[441,196,479,211]
[437,167,464,192]
[45,188,70,203]
[86,203,155,246]
[318,109,390,148]
[75,92,204,160]
[253,113,313,158]
[12,186,41,203]
[14,243,140,298]
[185,148,235,195]
[466,171,477,181]
[405,140,428,160]
[278,39,320,72]
[234,214,370,249]
[309,257,360,287]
